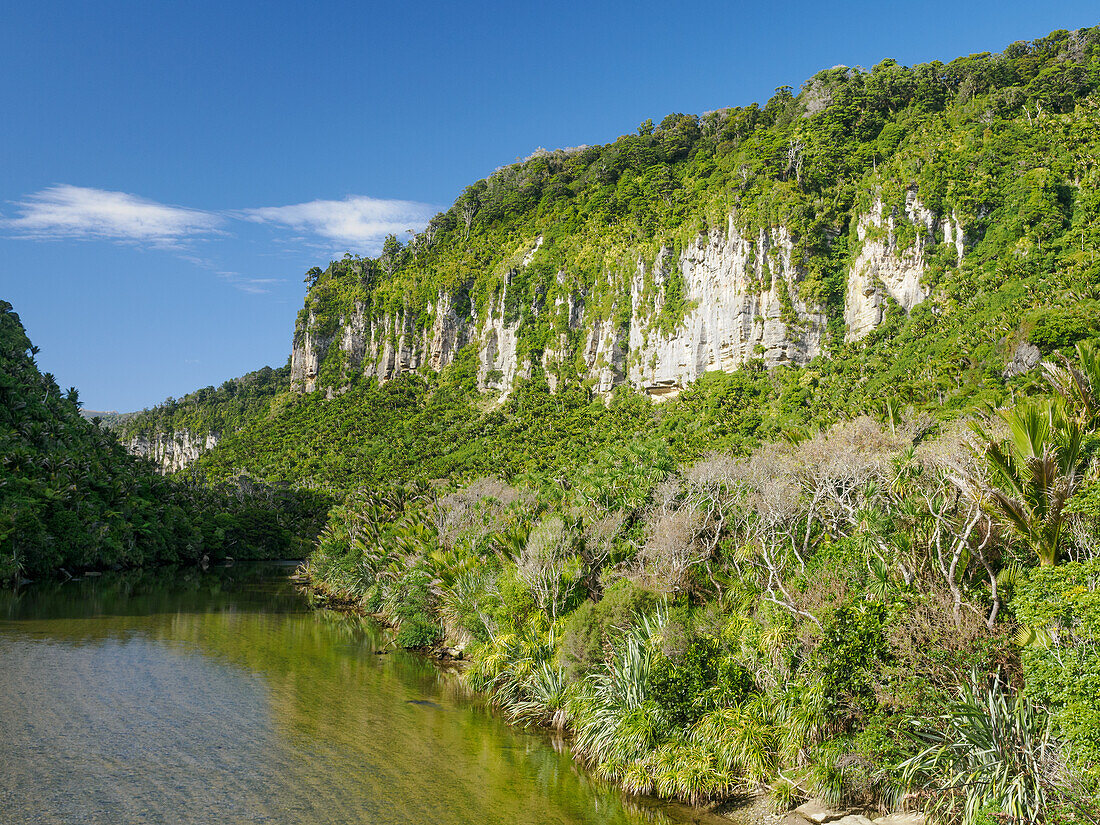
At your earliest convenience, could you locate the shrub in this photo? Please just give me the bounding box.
[1013,559,1100,790]
[899,673,1061,825]
[1028,307,1098,354]
[819,601,891,722]
[395,613,441,648]
[646,637,753,728]
[558,578,658,677]
[386,567,441,648]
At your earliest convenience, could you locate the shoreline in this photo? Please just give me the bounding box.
[296,567,775,825]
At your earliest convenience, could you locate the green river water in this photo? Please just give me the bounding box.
[0,563,721,825]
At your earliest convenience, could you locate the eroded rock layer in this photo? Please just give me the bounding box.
[292,205,959,399]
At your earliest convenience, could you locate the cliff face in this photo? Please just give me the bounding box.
[128,430,220,474]
[843,192,966,341]
[625,220,826,398]
[291,204,961,399]
[291,298,473,395]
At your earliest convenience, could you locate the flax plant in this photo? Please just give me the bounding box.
[900,673,1060,824]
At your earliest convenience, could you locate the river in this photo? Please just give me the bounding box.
[0,563,720,825]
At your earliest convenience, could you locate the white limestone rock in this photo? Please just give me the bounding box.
[291,214,833,400]
[793,799,848,824]
[627,219,827,398]
[128,429,220,474]
[1003,341,1041,379]
[872,814,927,825]
[844,193,965,342]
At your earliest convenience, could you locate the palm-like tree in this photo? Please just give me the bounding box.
[970,399,1084,566]
[1041,340,1100,429]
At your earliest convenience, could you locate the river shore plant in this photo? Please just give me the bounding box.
[298,339,1100,820]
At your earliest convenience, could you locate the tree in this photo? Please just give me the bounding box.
[968,400,1084,567]
[380,234,404,277]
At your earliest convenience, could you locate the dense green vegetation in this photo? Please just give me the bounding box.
[0,301,329,581]
[24,24,1100,823]
[304,345,1100,821]
[192,364,805,494]
[117,362,290,441]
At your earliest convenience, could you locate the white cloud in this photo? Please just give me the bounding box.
[2,185,221,245]
[231,276,284,295]
[242,195,436,252]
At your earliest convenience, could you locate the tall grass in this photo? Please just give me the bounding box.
[900,673,1061,824]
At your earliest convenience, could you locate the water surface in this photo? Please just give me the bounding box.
[0,564,709,825]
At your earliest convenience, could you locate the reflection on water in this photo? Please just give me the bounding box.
[0,565,702,825]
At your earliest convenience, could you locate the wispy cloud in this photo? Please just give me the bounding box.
[228,275,284,295]
[2,185,221,245]
[241,195,436,253]
[2,185,441,296]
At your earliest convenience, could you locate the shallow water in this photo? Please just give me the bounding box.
[0,564,709,825]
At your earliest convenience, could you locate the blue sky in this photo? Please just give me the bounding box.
[3,0,1098,411]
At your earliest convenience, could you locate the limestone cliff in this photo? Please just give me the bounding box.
[625,220,826,398]
[128,430,220,474]
[844,191,965,341]
[291,202,955,399]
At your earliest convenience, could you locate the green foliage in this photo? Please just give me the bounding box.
[1028,305,1100,354]
[558,579,658,676]
[0,301,325,581]
[819,601,891,721]
[1013,559,1100,789]
[387,567,442,648]
[646,637,752,729]
[900,674,1059,825]
[971,399,1085,566]
[570,436,674,513]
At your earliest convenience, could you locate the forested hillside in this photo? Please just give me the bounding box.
[0,302,328,580]
[115,364,289,473]
[107,26,1100,821]
[117,364,289,442]
[284,25,1100,401]
[156,27,1100,492]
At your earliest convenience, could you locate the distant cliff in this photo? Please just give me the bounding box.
[117,365,288,473]
[282,15,1098,402]
[127,429,222,474]
[290,196,965,399]
[130,24,1100,476]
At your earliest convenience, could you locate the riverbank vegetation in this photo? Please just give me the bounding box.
[303,346,1100,820]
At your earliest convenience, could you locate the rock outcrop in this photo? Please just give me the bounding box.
[784,799,926,825]
[844,192,965,341]
[291,201,956,399]
[1003,341,1042,378]
[128,430,219,474]
[626,220,826,398]
[291,297,473,394]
